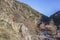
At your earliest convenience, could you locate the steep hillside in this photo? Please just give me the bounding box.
[50,11,60,30]
[49,11,60,40]
[0,0,49,40]
[0,0,60,40]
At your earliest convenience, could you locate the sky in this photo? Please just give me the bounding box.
[18,0,60,17]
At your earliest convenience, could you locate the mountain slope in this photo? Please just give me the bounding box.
[50,11,60,29]
[1,0,60,40]
[0,0,49,40]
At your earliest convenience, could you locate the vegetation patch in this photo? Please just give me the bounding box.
[29,16,35,21]
[32,10,40,17]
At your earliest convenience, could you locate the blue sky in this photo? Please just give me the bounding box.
[18,0,60,17]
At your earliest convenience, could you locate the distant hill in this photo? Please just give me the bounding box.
[50,11,60,30]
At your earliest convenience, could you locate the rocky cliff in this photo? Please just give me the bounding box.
[0,0,60,40]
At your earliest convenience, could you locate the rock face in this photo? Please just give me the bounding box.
[0,0,60,40]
